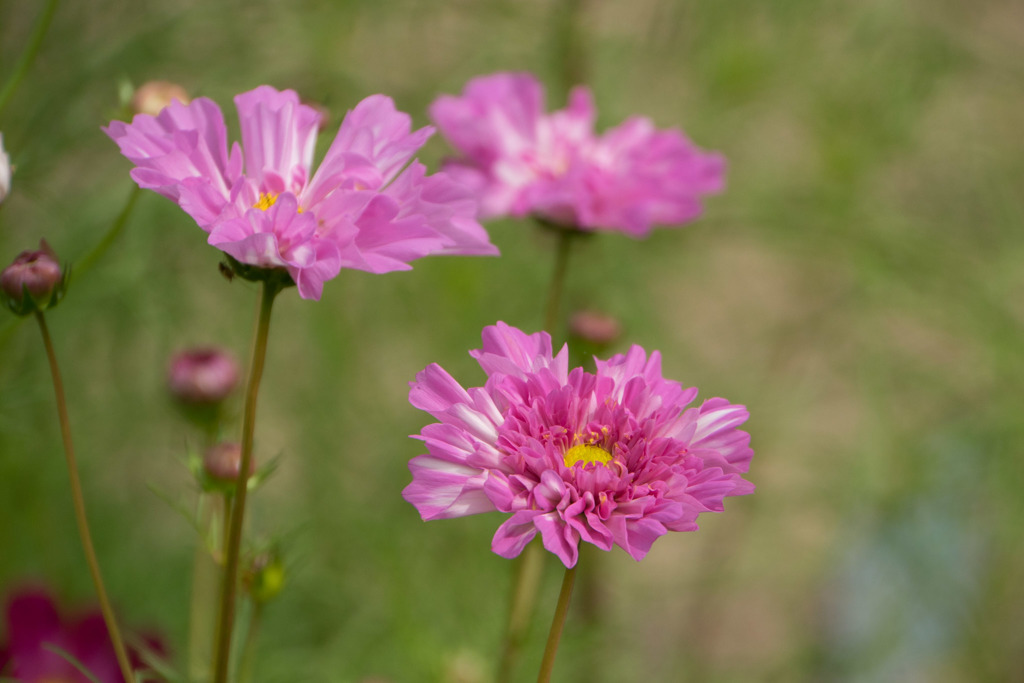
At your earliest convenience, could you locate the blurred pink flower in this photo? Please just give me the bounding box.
[105,86,497,300]
[403,323,753,568]
[430,72,725,236]
[0,586,162,683]
[0,132,10,204]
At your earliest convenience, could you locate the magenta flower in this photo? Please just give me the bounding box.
[0,586,162,683]
[403,323,753,568]
[104,86,498,299]
[429,72,726,236]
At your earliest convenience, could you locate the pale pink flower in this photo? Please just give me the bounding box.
[105,86,497,300]
[403,322,753,568]
[0,133,10,205]
[430,72,725,236]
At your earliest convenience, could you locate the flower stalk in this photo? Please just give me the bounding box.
[497,540,546,683]
[34,311,136,683]
[536,563,578,683]
[212,278,282,683]
[498,223,578,683]
[543,225,577,333]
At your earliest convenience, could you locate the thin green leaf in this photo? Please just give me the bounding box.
[42,642,107,683]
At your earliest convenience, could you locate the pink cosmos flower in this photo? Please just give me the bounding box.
[104,86,498,300]
[429,72,726,236]
[0,586,163,683]
[403,323,753,568]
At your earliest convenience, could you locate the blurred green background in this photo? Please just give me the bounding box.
[1,0,1021,681]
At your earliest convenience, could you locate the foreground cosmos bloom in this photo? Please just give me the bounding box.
[0,586,162,682]
[403,323,753,567]
[430,72,726,236]
[105,86,498,299]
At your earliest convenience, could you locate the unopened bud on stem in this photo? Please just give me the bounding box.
[568,310,622,347]
[243,549,285,604]
[167,347,240,405]
[1,241,67,316]
[202,442,255,485]
[131,81,190,117]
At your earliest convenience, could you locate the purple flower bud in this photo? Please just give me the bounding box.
[202,442,254,483]
[1,241,66,315]
[167,347,240,405]
[568,310,622,347]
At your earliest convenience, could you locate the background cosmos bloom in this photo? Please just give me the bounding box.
[403,322,754,568]
[0,586,162,683]
[105,86,497,300]
[430,72,726,236]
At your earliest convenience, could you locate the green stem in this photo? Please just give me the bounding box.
[496,540,546,683]
[498,225,579,682]
[543,227,576,333]
[535,563,578,683]
[220,492,232,560]
[35,311,136,683]
[0,0,61,118]
[212,280,281,683]
[552,0,588,93]
[75,186,141,278]
[236,602,263,683]
[187,495,217,681]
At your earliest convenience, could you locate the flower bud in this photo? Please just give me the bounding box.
[167,347,240,405]
[0,132,10,205]
[1,241,67,316]
[202,442,254,484]
[568,310,622,347]
[243,549,285,604]
[131,81,190,117]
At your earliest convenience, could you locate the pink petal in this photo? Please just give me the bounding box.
[234,85,321,193]
[534,511,579,567]
[312,94,433,195]
[403,456,493,520]
[492,510,542,559]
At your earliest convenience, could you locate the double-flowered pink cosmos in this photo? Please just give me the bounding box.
[105,86,497,299]
[430,72,725,236]
[403,323,753,568]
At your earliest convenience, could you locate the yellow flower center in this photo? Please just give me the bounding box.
[253,192,278,211]
[563,443,613,468]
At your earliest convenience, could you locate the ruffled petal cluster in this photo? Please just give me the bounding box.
[430,72,725,236]
[403,322,753,567]
[105,86,498,300]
